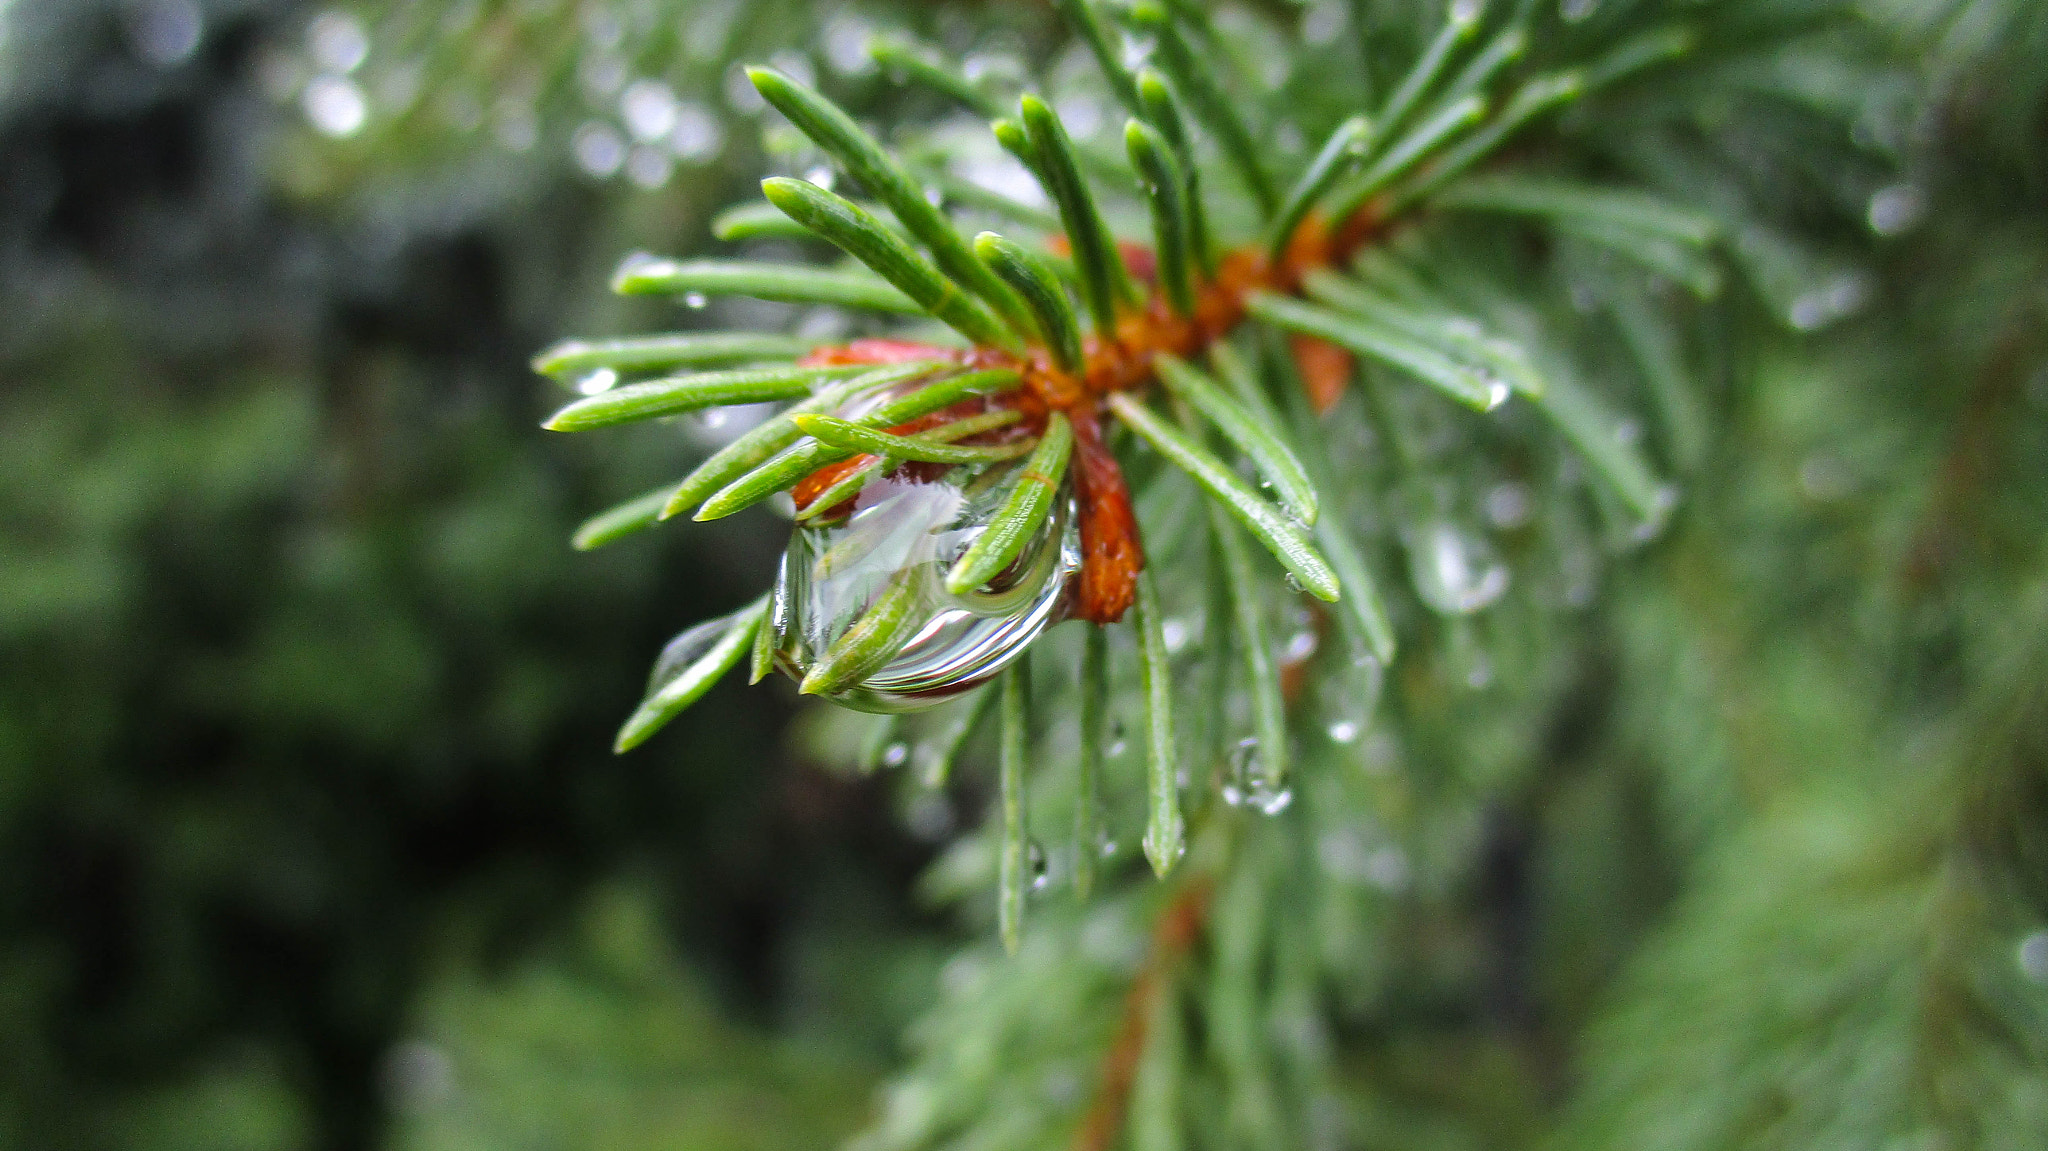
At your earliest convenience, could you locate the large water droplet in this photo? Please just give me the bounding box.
[1405,519,1509,615]
[770,440,1080,713]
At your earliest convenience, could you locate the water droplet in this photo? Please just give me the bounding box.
[1106,718,1127,758]
[1301,4,1344,45]
[1484,482,1533,530]
[1867,183,1924,236]
[803,165,837,191]
[1629,484,1681,544]
[127,0,204,68]
[621,79,679,142]
[576,367,619,396]
[1027,840,1051,891]
[1096,830,1119,858]
[882,741,909,768]
[303,75,367,137]
[1160,618,1190,654]
[1221,739,1291,815]
[1482,378,1512,410]
[1281,629,1318,664]
[1364,844,1411,891]
[1252,786,1293,815]
[1788,272,1870,331]
[308,10,369,74]
[573,121,625,177]
[1405,520,1509,615]
[2018,930,2048,984]
[667,103,723,161]
[771,410,1081,711]
[1319,647,1381,756]
[682,291,708,309]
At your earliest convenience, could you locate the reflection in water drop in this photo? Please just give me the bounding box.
[771,449,1080,713]
[1406,520,1509,615]
[644,616,736,698]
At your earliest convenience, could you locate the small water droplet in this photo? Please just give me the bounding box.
[1629,484,1681,544]
[1484,482,1533,530]
[881,741,909,768]
[1364,844,1411,891]
[1096,830,1119,858]
[1027,840,1051,890]
[1867,183,1924,236]
[803,165,837,191]
[1221,739,1290,815]
[1405,520,1509,615]
[1281,629,1318,664]
[1327,719,1360,744]
[576,367,619,396]
[1482,378,1512,410]
[682,291,708,309]
[1106,718,1127,758]
[2018,930,2048,984]
[1161,618,1190,654]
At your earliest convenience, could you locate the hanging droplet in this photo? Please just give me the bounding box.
[1221,738,1292,816]
[1026,840,1051,891]
[1280,628,1318,664]
[770,411,1080,712]
[1106,717,1127,758]
[1405,519,1509,616]
[1321,645,1381,748]
[575,367,619,396]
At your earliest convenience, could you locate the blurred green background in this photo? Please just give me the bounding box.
[0,0,988,1146]
[3,1,2046,1150]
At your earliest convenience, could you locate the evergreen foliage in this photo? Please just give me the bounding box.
[1,0,2044,1148]
[535,0,2048,1147]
